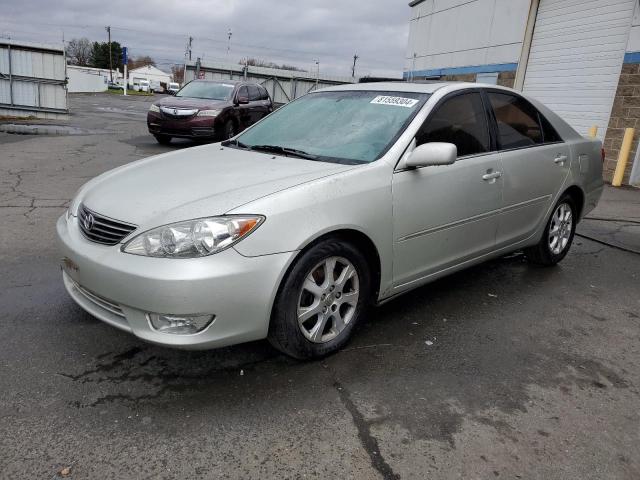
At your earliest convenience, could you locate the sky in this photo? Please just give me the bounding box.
[1,0,411,78]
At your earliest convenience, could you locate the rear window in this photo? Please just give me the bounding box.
[539,113,562,143]
[248,85,261,101]
[488,92,543,149]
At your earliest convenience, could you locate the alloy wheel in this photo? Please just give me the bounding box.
[297,256,360,343]
[548,202,573,255]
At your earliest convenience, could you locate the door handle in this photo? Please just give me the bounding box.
[554,155,568,164]
[482,171,502,181]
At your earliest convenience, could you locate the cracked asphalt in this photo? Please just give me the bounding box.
[1,93,639,479]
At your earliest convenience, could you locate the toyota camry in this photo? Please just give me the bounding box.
[57,82,603,359]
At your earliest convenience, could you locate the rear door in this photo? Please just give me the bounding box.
[487,91,571,247]
[392,91,503,290]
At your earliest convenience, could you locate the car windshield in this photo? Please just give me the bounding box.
[176,81,235,100]
[231,90,429,164]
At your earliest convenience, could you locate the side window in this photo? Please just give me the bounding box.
[237,86,249,100]
[416,92,490,157]
[488,92,543,149]
[259,86,269,100]
[539,112,562,143]
[248,85,261,101]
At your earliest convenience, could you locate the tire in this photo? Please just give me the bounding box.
[154,134,172,145]
[268,239,372,359]
[524,194,576,266]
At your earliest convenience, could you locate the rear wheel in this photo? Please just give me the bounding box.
[154,134,172,145]
[525,194,576,266]
[268,239,371,359]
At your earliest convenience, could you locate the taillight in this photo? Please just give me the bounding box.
[601,148,605,163]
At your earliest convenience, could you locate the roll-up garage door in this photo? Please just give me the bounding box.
[522,0,636,138]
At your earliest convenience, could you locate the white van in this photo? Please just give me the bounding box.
[133,78,150,93]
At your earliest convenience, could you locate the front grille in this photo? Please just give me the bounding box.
[75,282,125,318]
[160,106,197,118]
[78,204,137,245]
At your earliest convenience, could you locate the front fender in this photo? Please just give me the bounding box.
[229,161,395,297]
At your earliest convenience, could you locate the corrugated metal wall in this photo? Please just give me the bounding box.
[184,60,355,105]
[0,40,68,119]
[522,0,636,138]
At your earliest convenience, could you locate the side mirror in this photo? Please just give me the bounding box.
[405,142,457,168]
[236,96,249,105]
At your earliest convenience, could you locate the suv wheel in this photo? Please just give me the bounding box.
[154,134,172,145]
[268,239,372,359]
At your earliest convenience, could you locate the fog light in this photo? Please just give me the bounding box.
[147,313,215,335]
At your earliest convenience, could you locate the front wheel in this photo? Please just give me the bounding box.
[525,194,576,266]
[268,239,372,359]
[154,134,172,145]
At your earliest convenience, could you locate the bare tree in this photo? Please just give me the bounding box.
[66,38,92,66]
[171,64,185,84]
[128,56,156,70]
[240,57,305,72]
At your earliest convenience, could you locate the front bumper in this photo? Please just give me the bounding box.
[147,112,218,138]
[57,214,296,349]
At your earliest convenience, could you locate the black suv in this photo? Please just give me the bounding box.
[147,80,273,144]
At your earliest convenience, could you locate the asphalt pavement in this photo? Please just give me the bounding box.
[0,93,639,479]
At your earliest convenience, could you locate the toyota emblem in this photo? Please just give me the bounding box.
[83,213,95,231]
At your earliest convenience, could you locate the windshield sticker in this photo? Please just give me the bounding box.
[370,95,419,108]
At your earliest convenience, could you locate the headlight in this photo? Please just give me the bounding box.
[122,215,264,258]
[149,104,160,112]
[197,109,221,117]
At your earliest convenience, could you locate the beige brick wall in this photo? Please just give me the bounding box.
[603,63,640,184]
[497,71,516,88]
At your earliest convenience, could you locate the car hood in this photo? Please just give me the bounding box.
[79,145,356,229]
[155,96,230,110]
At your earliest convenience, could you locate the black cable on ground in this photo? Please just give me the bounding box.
[575,233,640,255]
[584,216,640,225]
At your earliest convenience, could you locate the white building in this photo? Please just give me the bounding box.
[67,65,122,93]
[127,65,171,90]
[405,0,640,185]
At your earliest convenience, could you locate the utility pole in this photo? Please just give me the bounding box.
[187,36,193,61]
[227,29,232,57]
[351,53,359,78]
[314,59,320,89]
[106,26,113,82]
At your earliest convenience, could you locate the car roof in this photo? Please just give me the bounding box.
[316,81,453,94]
[191,79,264,87]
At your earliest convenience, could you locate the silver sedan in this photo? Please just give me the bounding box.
[57,82,604,359]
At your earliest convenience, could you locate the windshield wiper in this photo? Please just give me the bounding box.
[248,144,319,160]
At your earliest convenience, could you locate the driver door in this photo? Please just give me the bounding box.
[392,91,503,290]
